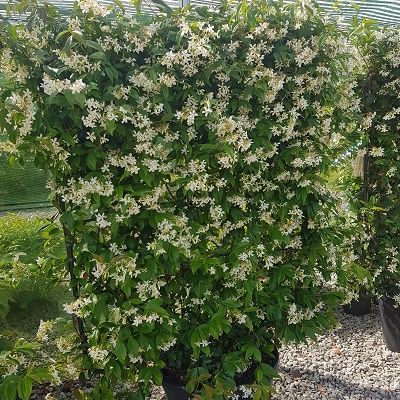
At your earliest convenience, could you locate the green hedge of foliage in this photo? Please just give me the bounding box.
[355,26,400,305]
[0,0,360,398]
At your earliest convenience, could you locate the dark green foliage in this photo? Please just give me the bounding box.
[352,25,400,303]
[0,214,70,338]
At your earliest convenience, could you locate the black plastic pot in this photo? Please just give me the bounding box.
[343,293,371,316]
[163,379,189,400]
[379,297,400,353]
[163,349,279,400]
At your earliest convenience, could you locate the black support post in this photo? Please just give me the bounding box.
[58,196,89,355]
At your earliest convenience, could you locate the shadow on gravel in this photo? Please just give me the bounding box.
[278,366,399,400]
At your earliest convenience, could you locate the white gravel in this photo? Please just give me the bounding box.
[272,306,400,400]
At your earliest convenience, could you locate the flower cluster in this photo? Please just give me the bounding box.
[41,74,86,96]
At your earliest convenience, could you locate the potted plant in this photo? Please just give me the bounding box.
[352,24,400,351]
[161,323,280,399]
[0,0,360,397]
[343,290,372,316]
[162,344,279,399]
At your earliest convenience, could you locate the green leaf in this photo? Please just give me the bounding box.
[113,0,125,11]
[253,348,262,362]
[64,90,75,106]
[161,85,169,100]
[86,40,104,51]
[106,120,115,134]
[105,360,122,379]
[261,362,280,378]
[5,2,11,17]
[145,298,169,317]
[89,51,107,60]
[28,367,53,383]
[87,152,97,171]
[60,212,75,230]
[105,66,118,82]
[138,367,153,384]
[3,381,17,400]
[114,340,126,363]
[132,0,142,14]
[17,376,32,400]
[127,337,140,356]
[64,35,73,54]
[253,389,262,400]
[64,91,85,108]
[153,368,163,386]
[150,0,173,14]
[204,384,214,398]
[256,366,263,382]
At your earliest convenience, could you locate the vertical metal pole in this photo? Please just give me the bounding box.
[179,0,190,7]
[360,76,373,274]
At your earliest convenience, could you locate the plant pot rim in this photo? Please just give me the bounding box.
[379,296,397,303]
[163,347,279,387]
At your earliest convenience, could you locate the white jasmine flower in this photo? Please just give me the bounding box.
[95,213,111,229]
[88,346,109,363]
[370,147,384,157]
[77,0,110,17]
[36,320,54,342]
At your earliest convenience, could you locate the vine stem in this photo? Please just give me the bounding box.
[360,77,373,270]
[362,148,369,203]
[57,196,89,355]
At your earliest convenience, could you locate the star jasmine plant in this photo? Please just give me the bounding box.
[0,0,361,398]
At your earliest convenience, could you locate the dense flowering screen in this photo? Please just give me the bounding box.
[357,28,400,305]
[0,0,363,397]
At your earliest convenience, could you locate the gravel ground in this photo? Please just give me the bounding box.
[272,305,400,400]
